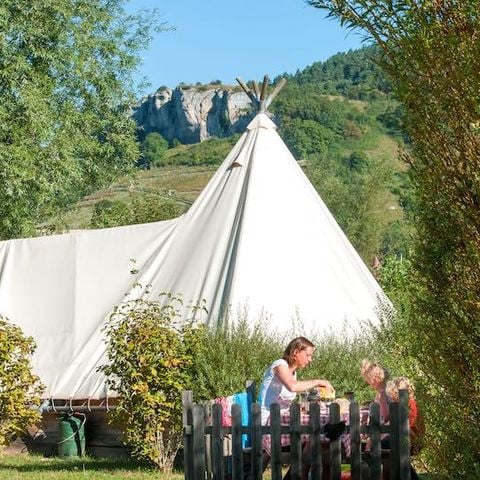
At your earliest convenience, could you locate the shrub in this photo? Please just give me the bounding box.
[186,316,285,401]
[140,133,169,169]
[90,193,186,228]
[91,199,132,228]
[100,294,205,471]
[0,315,44,447]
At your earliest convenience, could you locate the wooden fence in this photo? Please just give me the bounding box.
[182,390,412,480]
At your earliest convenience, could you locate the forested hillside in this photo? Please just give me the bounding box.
[48,47,411,266]
[286,47,391,99]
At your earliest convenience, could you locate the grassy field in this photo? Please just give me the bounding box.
[55,165,218,231]
[0,455,443,480]
[0,455,182,480]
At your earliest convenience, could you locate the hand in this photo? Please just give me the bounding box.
[317,380,335,398]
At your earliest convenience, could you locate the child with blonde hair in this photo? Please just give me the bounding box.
[361,359,390,422]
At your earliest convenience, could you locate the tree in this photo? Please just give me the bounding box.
[281,118,331,160]
[287,46,391,99]
[0,316,44,447]
[0,0,161,240]
[140,133,170,169]
[307,1,480,475]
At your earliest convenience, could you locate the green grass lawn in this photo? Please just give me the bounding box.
[0,455,183,480]
[0,454,444,480]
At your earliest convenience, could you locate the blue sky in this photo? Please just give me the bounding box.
[127,0,365,95]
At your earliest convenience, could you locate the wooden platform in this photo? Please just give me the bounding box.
[4,411,129,458]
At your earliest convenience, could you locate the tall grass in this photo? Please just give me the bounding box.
[187,311,378,404]
[187,315,285,400]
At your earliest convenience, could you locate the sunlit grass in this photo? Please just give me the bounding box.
[0,454,442,480]
[0,454,183,480]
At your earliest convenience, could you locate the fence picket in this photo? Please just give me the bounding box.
[349,402,361,480]
[398,390,411,480]
[182,391,194,480]
[309,402,323,480]
[390,402,400,480]
[231,404,244,480]
[290,403,302,480]
[205,403,213,480]
[212,404,224,480]
[251,403,263,480]
[193,404,206,480]
[270,403,282,480]
[329,402,341,480]
[369,402,381,480]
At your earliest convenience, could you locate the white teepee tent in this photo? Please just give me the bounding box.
[0,80,389,400]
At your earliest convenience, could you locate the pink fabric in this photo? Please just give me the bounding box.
[214,396,232,427]
[262,408,350,457]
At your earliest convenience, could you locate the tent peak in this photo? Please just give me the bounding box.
[246,113,277,131]
[236,75,286,113]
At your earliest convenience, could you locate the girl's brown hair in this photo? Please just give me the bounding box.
[283,336,315,367]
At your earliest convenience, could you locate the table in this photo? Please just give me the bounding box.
[262,403,351,457]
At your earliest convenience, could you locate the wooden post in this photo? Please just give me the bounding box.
[329,402,341,480]
[251,403,263,480]
[193,404,206,480]
[309,402,323,480]
[270,403,282,480]
[349,402,361,480]
[290,403,302,480]
[369,402,382,480]
[237,74,286,114]
[260,75,269,101]
[390,402,400,480]
[211,404,224,480]
[252,80,261,99]
[235,77,258,107]
[398,390,411,480]
[232,404,244,480]
[205,402,213,480]
[265,78,287,110]
[182,391,194,480]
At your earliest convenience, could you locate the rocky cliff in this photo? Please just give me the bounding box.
[132,85,255,144]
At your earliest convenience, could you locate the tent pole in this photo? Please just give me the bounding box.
[260,75,269,101]
[235,77,258,107]
[265,78,287,110]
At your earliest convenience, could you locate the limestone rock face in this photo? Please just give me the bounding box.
[132,86,254,144]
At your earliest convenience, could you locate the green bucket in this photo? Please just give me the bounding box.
[58,413,86,457]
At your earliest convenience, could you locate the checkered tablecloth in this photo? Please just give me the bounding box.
[262,407,350,457]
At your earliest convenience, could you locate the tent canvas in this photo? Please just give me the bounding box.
[0,112,389,400]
